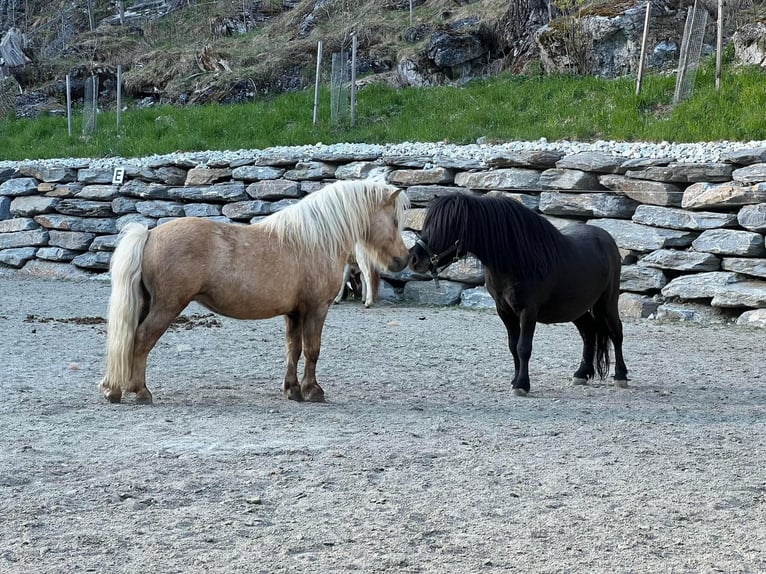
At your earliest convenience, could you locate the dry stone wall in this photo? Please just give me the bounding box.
[1,145,766,327]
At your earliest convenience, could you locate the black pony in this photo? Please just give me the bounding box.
[409,193,628,396]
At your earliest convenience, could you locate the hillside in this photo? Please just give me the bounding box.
[1,0,765,117]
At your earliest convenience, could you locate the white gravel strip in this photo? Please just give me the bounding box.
[2,139,766,170]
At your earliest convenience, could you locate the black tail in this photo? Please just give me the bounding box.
[595,328,611,380]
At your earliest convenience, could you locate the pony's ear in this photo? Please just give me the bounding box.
[384,188,403,206]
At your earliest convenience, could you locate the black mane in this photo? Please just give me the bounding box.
[423,193,567,279]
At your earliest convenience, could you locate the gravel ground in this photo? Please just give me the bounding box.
[0,275,764,573]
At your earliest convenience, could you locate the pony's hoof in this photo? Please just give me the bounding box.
[512,388,528,397]
[135,388,153,404]
[99,381,122,403]
[302,385,325,403]
[572,377,588,386]
[284,385,303,402]
[614,379,629,389]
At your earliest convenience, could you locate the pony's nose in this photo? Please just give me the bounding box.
[388,254,410,273]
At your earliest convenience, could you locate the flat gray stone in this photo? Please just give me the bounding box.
[76,185,121,201]
[682,182,766,210]
[402,280,464,305]
[389,167,454,186]
[618,292,661,319]
[334,162,387,181]
[732,163,766,185]
[626,163,733,183]
[136,200,186,218]
[0,247,37,268]
[632,205,737,230]
[90,235,120,251]
[454,168,540,190]
[691,229,766,256]
[231,166,285,181]
[0,217,40,233]
[284,161,336,180]
[0,229,49,249]
[406,185,463,206]
[723,147,766,165]
[48,230,96,250]
[17,259,99,281]
[721,257,766,279]
[460,286,496,309]
[711,281,766,308]
[620,265,667,292]
[72,251,112,270]
[18,164,77,182]
[77,169,114,184]
[599,174,683,207]
[111,197,139,214]
[246,180,301,200]
[0,178,38,197]
[486,149,563,169]
[540,193,638,218]
[36,246,79,262]
[654,302,732,324]
[661,271,742,300]
[34,214,118,234]
[184,203,222,217]
[736,308,766,328]
[555,151,623,173]
[438,256,484,285]
[169,181,248,202]
[737,203,766,232]
[55,199,114,217]
[638,249,720,272]
[120,180,173,200]
[588,218,696,252]
[221,200,273,220]
[539,168,603,190]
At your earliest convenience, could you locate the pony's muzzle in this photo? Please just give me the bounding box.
[388,254,411,273]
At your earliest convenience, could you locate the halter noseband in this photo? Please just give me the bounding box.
[415,237,463,288]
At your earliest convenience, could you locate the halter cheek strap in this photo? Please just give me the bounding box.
[415,238,463,288]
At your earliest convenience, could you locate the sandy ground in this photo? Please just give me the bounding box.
[0,275,764,573]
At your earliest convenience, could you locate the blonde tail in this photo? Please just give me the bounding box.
[99,223,150,402]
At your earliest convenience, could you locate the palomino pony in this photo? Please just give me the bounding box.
[409,193,628,396]
[100,180,410,404]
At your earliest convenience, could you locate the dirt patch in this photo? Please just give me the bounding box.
[0,275,764,573]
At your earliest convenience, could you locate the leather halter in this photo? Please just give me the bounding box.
[415,237,463,288]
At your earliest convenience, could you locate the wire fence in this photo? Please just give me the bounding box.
[673,1,709,103]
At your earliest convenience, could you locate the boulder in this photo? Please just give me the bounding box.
[733,21,766,68]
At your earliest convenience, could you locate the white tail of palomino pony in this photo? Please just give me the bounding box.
[100,223,150,398]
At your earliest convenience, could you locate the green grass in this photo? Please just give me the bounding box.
[2,63,765,162]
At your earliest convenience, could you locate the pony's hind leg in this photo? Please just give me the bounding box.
[128,303,186,403]
[604,303,628,388]
[299,307,329,402]
[283,313,303,401]
[572,314,597,385]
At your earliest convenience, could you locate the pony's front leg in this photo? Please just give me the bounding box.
[299,307,329,402]
[497,306,522,391]
[512,311,538,396]
[283,313,303,401]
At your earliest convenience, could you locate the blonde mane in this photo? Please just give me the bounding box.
[258,180,409,257]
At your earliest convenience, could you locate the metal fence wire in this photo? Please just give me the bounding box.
[83,75,99,135]
[330,50,350,127]
[0,75,21,118]
[673,2,708,104]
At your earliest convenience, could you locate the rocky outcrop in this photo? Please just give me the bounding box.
[733,21,766,68]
